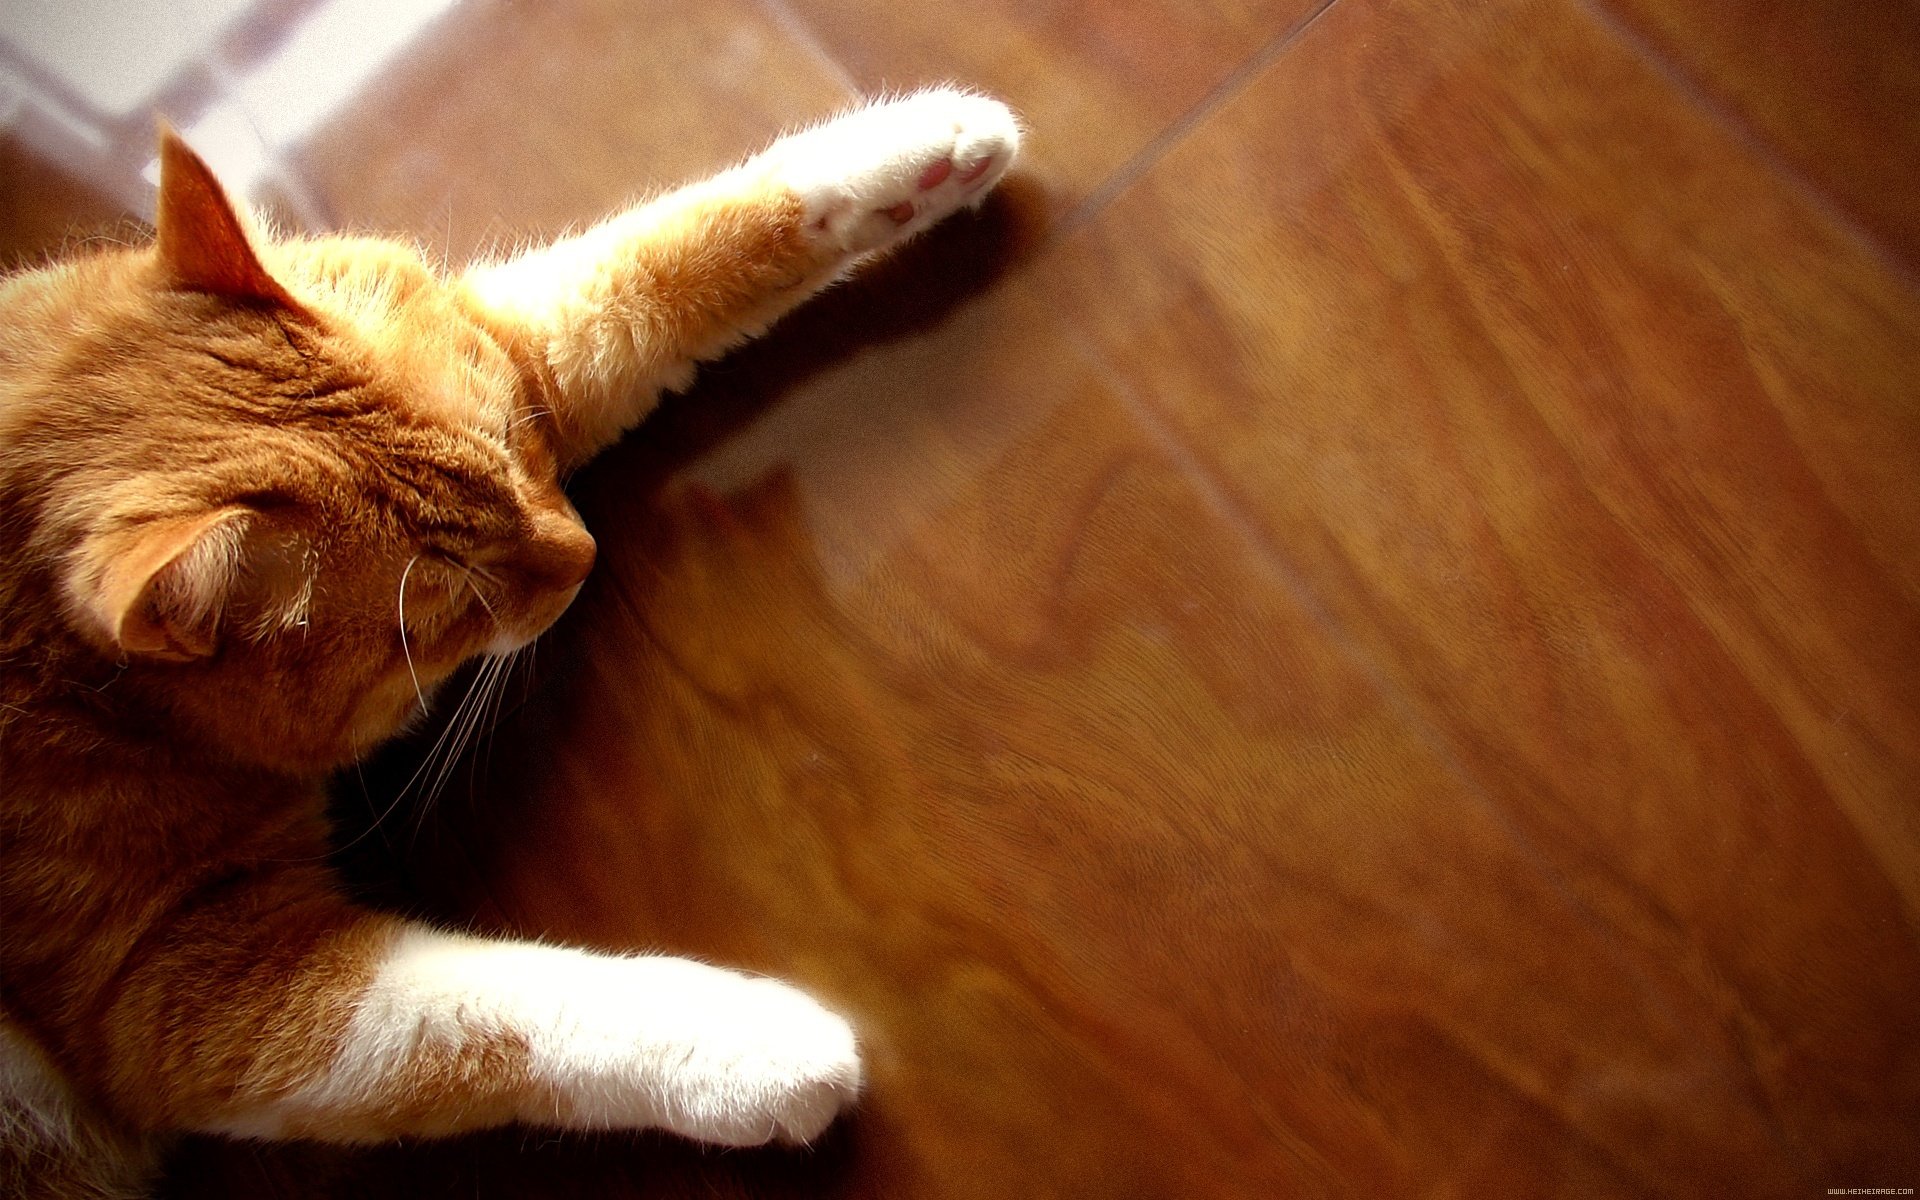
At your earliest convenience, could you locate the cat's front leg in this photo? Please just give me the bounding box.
[462,88,1021,465]
[208,925,862,1147]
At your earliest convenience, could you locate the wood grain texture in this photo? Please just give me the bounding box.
[770,0,1331,209]
[286,0,858,262]
[0,136,138,270]
[0,0,1912,1194]
[1029,0,1920,1190]
[1588,0,1920,274]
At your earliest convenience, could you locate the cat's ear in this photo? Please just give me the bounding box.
[68,507,254,662]
[154,126,303,310]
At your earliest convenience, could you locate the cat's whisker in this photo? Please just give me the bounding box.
[413,652,511,840]
[477,649,517,765]
[396,554,426,711]
[472,655,504,763]
[471,648,524,786]
[328,658,493,861]
[325,776,413,860]
[414,657,497,799]
[411,653,516,848]
[507,407,553,434]
[443,659,498,781]
[458,564,499,622]
[475,644,524,791]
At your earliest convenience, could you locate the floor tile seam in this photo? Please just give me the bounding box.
[1045,0,1344,244]
[1573,0,1919,292]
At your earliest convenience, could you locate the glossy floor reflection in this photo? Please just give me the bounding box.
[4,0,1917,1196]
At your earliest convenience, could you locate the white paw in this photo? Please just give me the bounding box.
[280,931,863,1149]
[640,973,864,1147]
[770,88,1022,256]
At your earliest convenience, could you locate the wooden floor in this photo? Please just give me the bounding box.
[6,0,1919,1195]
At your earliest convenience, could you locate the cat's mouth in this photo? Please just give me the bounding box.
[483,581,585,657]
[347,580,580,748]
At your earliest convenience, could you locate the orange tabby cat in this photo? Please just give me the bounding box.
[0,90,1020,1198]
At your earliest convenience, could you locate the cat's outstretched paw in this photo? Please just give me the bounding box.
[646,974,864,1147]
[772,88,1022,257]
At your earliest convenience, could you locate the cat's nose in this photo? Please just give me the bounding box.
[525,516,597,591]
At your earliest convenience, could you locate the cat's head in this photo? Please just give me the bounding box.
[7,132,596,770]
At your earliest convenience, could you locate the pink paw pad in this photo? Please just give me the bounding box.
[884,200,915,224]
[957,155,997,186]
[917,159,953,190]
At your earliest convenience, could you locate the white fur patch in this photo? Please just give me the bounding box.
[0,1021,82,1160]
[216,926,861,1147]
[1,1019,152,1195]
[770,88,1023,256]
